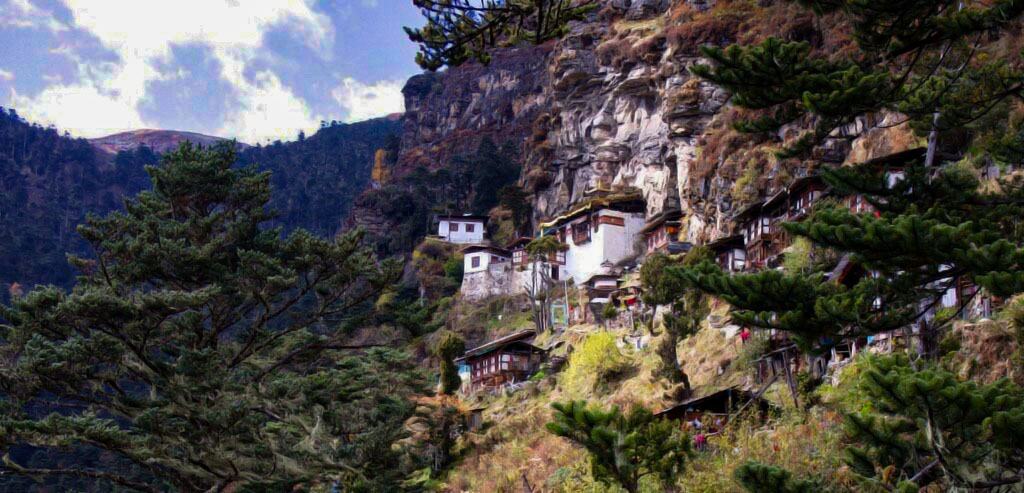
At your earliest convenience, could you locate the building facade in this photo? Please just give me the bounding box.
[436,214,488,244]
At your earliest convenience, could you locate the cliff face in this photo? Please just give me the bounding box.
[364,0,917,246]
[398,44,552,172]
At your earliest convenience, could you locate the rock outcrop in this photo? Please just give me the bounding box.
[355,0,917,248]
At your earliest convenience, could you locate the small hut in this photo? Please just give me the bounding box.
[655,387,774,432]
[455,330,545,392]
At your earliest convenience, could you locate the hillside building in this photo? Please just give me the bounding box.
[539,191,646,285]
[707,235,746,272]
[640,209,691,255]
[436,214,488,244]
[455,330,545,392]
[461,245,510,273]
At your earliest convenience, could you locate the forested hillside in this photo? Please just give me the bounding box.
[5,0,1024,492]
[0,109,400,300]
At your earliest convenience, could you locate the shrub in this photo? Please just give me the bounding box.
[443,254,464,282]
[563,332,630,395]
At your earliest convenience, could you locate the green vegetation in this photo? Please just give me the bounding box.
[692,1,1024,159]
[524,235,569,332]
[0,143,427,492]
[0,108,401,299]
[562,332,630,396]
[436,331,467,395]
[643,248,712,399]
[546,401,690,493]
[733,462,816,493]
[356,137,520,254]
[843,353,1024,491]
[406,0,598,70]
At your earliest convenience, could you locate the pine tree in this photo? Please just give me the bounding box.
[643,248,711,399]
[682,0,1024,356]
[546,400,690,493]
[733,462,818,493]
[691,0,1024,160]
[842,353,1024,491]
[0,142,427,492]
[435,330,466,395]
[405,0,598,70]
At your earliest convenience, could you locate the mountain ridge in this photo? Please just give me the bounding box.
[89,128,250,155]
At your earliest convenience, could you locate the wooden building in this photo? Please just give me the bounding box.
[707,235,746,273]
[455,330,545,392]
[508,236,566,275]
[785,175,828,222]
[640,209,691,255]
[656,387,774,430]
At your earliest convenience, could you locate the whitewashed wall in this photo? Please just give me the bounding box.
[438,219,486,244]
[563,210,646,284]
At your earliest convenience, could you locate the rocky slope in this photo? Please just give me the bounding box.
[362,0,918,246]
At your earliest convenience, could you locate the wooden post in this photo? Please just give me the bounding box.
[781,348,799,409]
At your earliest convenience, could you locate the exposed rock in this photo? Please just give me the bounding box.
[355,0,918,249]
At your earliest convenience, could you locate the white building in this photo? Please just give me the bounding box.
[538,193,647,285]
[459,245,514,301]
[436,214,488,244]
[461,245,511,273]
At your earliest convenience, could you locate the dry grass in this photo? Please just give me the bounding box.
[679,409,854,492]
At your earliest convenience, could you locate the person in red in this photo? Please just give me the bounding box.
[695,432,707,451]
[739,327,751,344]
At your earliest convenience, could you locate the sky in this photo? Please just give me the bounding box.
[0,0,425,144]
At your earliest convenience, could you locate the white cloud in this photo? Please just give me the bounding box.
[216,55,321,144]
[0,69,13,81]
[1,0,68,32]
[10,0,333,141]
[332,78,405,123]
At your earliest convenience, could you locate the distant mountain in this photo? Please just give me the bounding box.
[0,108,401,299]
[89,128,249,155]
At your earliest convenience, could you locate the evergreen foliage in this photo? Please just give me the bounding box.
[733,462,817,493]
[236,118,402,237]
[679,157,1024,355]
[406,0,598,70]
[0,109,401,298]
[546,400,690,493]
[0,108,151,294]
[498,185,531,235]
[435,331,466,395]
[0,142,427,492]
[691,0,1024,158]
[524,235,568,332]
[842,353,1024,491]
[643,248,711,394]
[356,137,520,254]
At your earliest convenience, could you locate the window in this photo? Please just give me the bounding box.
[466,223,475,233]
[572,222,591,244]
[471,256,480,268]
[450,222,459,232]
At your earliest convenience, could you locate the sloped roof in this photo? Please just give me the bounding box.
[655,387,774,419]
[640,209,684,234]
[455,329,539,362]
[459,244,511,256]
[435,214,490,223]
[538,191,645,230]
[706,234,744,251]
